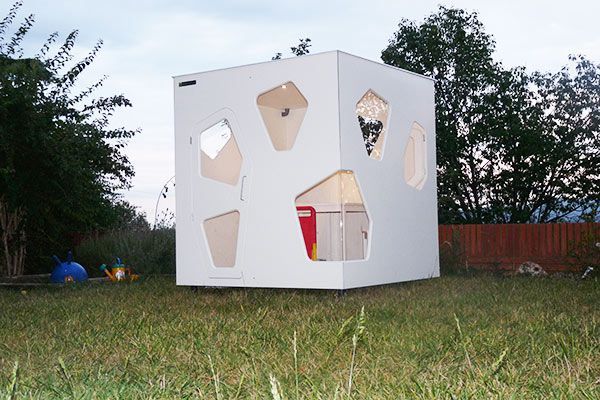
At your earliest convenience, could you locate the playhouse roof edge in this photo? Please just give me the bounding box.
[336,51,435,82]
[172,50,434,83]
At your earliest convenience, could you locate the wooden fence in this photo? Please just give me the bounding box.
[438,223,599,272]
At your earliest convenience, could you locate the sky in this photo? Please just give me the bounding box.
[6,0,600,223]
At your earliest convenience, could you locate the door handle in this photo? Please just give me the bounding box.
[240,175,248,201]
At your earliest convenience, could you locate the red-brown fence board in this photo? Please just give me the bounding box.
[438,223,599,272]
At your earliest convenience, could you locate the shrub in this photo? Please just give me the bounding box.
[439,229,467,275]
[568,229,600,272]
[75,228,175,276]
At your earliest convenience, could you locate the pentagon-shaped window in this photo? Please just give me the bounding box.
[295,171,370,261]
[404,122,427,190]
[257,81,308,151]
[356,90,389,160]
[200,119,242,185]
[203,210,240,268]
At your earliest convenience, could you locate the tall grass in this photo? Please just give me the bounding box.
[0,275,598,398]
[75,228,175,276]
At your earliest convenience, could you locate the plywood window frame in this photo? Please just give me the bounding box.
[203,210,241,268]
[295,170,371,262]
[199,118,243,186]
[356,89,390,161]
[257,81,308,151]
[403,122,427,190]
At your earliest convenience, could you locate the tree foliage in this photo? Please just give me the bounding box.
[382,6,600,223]
[0,2,141,275]
[358,116,383,156]
[272,38,312,60]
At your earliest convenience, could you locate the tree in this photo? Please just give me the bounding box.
[272,38,312,60]
[382,6,600,223]
[0,2,139,275]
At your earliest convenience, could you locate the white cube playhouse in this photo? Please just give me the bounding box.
[174,51,439,289]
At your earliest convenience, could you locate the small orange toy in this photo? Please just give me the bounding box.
[99,258,140,282]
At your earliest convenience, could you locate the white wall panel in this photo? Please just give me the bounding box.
[174,51,438,289]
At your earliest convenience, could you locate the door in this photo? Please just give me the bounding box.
[190,108,250,280]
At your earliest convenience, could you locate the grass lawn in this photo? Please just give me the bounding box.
[0,275,599,399]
